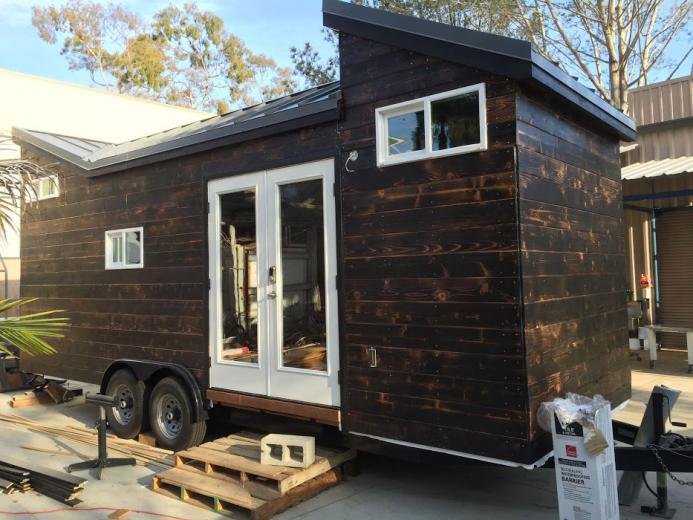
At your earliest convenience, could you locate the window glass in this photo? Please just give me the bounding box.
[279,179,326,372]
[125,230,141,265]
[46,178,57,196]
[111,235,122,264]
[431,91,480,150]
[219,189,258,365]
[386,110,424,155]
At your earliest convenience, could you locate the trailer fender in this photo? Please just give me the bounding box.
[100,359,208,423]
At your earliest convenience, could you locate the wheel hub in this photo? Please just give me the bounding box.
[155,393,183,439]
[112,384,135,425]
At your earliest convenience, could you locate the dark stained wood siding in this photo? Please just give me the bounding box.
[516,91,631,459]
[20,123,338,387]
[337,33,530,462]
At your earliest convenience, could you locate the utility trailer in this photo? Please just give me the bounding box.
[14,0,635,466]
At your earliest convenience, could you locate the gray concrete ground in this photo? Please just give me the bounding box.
[0,350,691,519]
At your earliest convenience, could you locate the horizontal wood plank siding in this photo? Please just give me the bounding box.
[516,91,631,460]
[20,123,338,387]
[337,33,530,461]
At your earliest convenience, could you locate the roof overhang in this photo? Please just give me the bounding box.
[13,88,339,177]
[622,156,693,181]
[323,0,636,141]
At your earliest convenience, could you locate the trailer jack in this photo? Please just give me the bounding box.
[612,386,693,519]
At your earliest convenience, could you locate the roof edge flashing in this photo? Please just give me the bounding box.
[323,0,636,141]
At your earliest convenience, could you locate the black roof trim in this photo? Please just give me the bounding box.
[323,0,636,141]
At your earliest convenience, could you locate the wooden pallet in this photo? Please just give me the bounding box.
[151,431,355,519]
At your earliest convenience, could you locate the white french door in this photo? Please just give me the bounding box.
[208,159,339,407]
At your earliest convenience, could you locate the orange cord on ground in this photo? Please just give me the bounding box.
[0,507,191,519]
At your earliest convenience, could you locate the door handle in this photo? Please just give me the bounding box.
[267,291,277,299]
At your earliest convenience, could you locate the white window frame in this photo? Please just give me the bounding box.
[375,83,487,167]
[33,175,60,200]
[105,227,144,270]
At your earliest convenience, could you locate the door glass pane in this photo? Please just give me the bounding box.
[431,91,480,150]
[386,110,424,155]
[279,179,326,372]
[219,189,258,364]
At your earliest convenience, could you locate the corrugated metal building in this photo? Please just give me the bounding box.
[623,75,693,349]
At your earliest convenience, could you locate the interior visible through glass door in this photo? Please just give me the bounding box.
[278,179,327,372]
[219,189,258,364]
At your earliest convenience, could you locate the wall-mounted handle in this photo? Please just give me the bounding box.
[367,346,377,368]
[267,291,277,299]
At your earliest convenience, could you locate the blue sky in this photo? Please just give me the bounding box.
[0,0,690,95]
[0,0,333,87]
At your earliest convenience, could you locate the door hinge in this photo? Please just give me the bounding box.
[337,369,341,385]
[208,355,212,368]
[335,273,341,287]
[207,278,211,291]
[207,201,210,213]
[333,182,338,197]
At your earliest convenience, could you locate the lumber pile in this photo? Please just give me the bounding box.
[9,382,83,408]
[0,466,31,494]
[9,391,53,408]
[152,431,356,519]
[0,457,86,505]
[0,413,174,469]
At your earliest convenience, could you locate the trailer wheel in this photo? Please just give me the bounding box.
[105,369,145,439]
[149,377,206,451]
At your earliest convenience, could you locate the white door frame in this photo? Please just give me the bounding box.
[208,159,340,407]
[208,173,268,396]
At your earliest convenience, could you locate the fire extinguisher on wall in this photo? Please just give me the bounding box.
[640,273,650,289]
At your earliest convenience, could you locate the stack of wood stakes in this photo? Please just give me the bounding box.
[0,413,174,470]
[0,456,87,505]
[0,466,31,494]
[152,431,356,519]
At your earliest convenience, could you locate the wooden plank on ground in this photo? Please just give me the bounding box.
[176,446,285,480]
[153,467,261,509]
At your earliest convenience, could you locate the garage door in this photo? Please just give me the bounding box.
[657,210,693,349]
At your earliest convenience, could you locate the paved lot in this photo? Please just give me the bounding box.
[0,349,691,519]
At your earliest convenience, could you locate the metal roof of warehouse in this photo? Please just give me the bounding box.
[621,156,693,181]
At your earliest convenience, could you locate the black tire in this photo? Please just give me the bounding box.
[149,377,206,451]
[105,369,145,439]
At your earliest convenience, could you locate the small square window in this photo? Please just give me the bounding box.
[33,176,60,200]
[106,227,143,269]
[375,83,487,167]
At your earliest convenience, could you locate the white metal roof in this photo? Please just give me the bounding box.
[621,156,693,180]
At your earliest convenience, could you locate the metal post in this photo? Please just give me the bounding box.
[641,392,676,518]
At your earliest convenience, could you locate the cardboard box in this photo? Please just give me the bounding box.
[552,405,619,520]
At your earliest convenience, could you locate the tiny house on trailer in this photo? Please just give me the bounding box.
[14,0,635,466]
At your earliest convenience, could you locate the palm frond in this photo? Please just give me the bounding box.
[0,156,55,239]
[0,298,69,356]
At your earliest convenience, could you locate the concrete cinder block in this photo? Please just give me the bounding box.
[260,434,316,468]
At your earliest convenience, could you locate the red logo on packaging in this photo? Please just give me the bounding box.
[565,445,577,458]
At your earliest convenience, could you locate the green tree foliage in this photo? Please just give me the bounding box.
[32,1,297,113]
[0,299,68,356]
[291,0,692,112]
[291,0,524,87]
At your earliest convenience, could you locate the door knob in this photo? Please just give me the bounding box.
[267,291,277,299]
